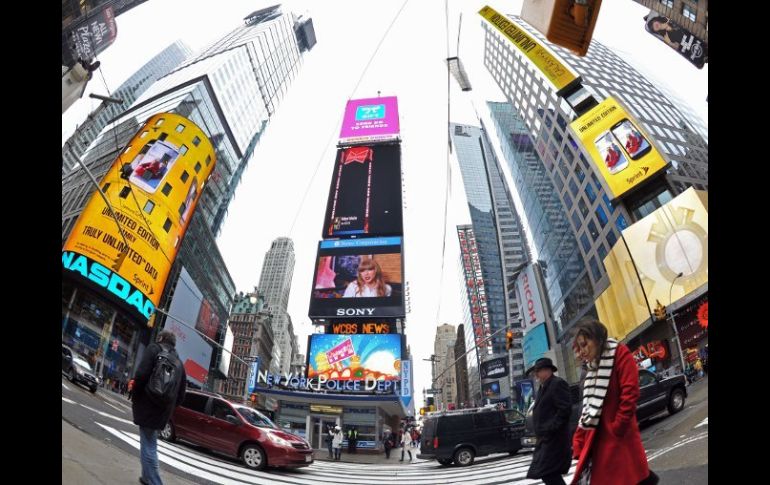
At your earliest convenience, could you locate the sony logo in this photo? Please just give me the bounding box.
[336,308,376,316]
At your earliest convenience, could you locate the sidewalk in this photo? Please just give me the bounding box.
[312,447,423,465]
[62,419,197,485]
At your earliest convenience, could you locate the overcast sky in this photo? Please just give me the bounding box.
[62,0,708,409]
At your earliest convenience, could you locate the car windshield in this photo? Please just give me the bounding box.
[505,409,526,423]
[236,407,277,429]
[73,357,92,371]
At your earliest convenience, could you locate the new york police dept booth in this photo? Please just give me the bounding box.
[256,333,412,452]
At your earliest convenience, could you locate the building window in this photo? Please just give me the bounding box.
[602,194,615,213]
[616,214,629,231]
[682,4,696,21]
[589,256,602,282]
[575,165,585,182]
[163,218,172,233]
[102,182,111,192]
[192,136,201,147]
[588,221,600,241]
[206,155,212,166]
[580,233,591,253]
[176,124,185,133]
[162,183,172,196]
[179,145,189,156]
[569,179,579,197]
[571,211,582,230]
[180,171,190,183]
[585,182,596,203]
[119,186,131,199]
[660,0,674,9]
[158,133,168,141]
[155,118,165,127]
[194,161,202,173]
[596,205,609,228]
[578,198,590,217]
[143,200,155,214]
[607,229,618,249]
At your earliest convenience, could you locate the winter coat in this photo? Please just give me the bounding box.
[400,431,411,447]
[131,342,187,430]
[526,374,572,479]
[383,432,396,449]
[571,344,650,485]
[332,430,344,448]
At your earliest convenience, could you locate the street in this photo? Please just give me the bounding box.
[63,375,708,484]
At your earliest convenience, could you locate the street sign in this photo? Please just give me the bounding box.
[426,388,443,394]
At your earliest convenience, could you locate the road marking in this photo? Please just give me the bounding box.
[647,431,708,461]
[62,397,77,404]
[695,417,708,428]
[76,403,135,426]
[103,400,127,414]
[62,382,71,390]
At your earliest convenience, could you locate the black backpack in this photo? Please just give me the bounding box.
[145,345,180,407]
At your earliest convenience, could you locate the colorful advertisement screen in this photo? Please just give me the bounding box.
[308,237,405,319]
[569,97,668,200]
[482,380,501,398]
[339,96,400,143]
[480,357,509,380]
[523,323,550,371]
[644,11,707,69]
[326,321,397,334]
[322,144,403,238]
[62,113,216,322]
[307,334,403,381]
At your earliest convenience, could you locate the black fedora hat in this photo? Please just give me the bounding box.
[526,357,558,375]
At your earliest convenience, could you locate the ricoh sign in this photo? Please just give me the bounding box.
[515,264,546,331]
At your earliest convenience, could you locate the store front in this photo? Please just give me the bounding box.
[257,387,406,452]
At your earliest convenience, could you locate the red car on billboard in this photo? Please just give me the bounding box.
[161,390,313,470]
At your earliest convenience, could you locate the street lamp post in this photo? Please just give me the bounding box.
[668,272,686,374]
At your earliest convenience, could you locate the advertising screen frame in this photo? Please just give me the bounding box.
[480,357,509,380]
[338,96,400,144]
[305,333,405,383]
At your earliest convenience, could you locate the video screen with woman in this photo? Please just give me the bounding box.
[308,237,405,318]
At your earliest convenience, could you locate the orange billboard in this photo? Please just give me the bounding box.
[62,113,216,321]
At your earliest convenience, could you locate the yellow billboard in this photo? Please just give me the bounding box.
[569,96,669,200]
[479,5,579,93]
[62,113,216,321]
[596,188,708,341]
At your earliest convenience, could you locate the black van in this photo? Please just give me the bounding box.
[417,406,526,466]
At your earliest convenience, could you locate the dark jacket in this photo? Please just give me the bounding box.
[527,374,572,479]
[131,342,187,430]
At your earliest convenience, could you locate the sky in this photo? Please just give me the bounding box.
[62,0,708,410]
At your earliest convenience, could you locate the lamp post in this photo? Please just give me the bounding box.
[668,272,686,374]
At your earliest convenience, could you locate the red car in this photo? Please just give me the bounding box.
[160,390,313,470]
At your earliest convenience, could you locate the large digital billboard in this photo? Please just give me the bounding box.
[322,144,403,238]
[522,323,549,371]
[308,237,405,318]
[326,321,398,334]
[480,357,509,380]
[644,11,707,69]
[62,113,216,322]
[166,267,214,387]
[458,226,493,356]
[569,96,669,200]
[306,334,403,381]
[338,96,400,144]
[62,4,118,66]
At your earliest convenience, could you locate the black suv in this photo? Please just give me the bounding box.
[417,406,526,466]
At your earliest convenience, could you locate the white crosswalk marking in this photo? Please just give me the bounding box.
[695,417,708,428]
[97,422,576,484]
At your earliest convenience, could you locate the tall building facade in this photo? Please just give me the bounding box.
[432,324,458,410]
[257,237,296,375]
[451,122,531,386]
[482,15,708,381]
[219,291,274,407]
[61,5,314,391]
[62,41,192,174]
[453,324,471,408]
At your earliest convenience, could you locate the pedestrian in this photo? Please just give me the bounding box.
[408,429,419,462]
[326,425,334,459]
[694,358,703,380]
[571,317,659,485]
[400,427,413,462]
[383,429,396,459]
[525,357,572,485]
[331,425,344,460]
[130,330,187,485]
[348,426,358,453]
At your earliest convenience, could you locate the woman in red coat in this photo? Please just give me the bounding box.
[571,318,658,485]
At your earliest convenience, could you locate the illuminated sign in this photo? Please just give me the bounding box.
[328,322,395,334]
[307,334,402,382]
[310,404,343,414]
[339,96,400,144]
[458,227,493,355]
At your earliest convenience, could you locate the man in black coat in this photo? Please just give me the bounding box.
[131,330,187,485]
[526,358,572,485]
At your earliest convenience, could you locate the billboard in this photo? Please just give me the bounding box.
[512,379,535,413]
[479,6,579,93]
[326,321,397,334]
[482,380,501,398]
[522,323,550,371]
[338,96,400,144]
[219,324,235,377]
[308,237,405,318]
[569,96,669,200]
[644,11,708,69]
[458,227,493,356]
[62,113,216,322]
[595,188,708,340]
[306,334,403,381]
[513,264,546,333]
[62,4,118,66]
[322,144,403,238]
[166,267,214,387]
[480,357,509,380]
[196,298,221,341]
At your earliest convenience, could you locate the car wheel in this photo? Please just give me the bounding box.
[160,422,176,442]
[241,444,267,470]
[437,458,453,466]
[508,448,520,456]
[89,386,97,393]
[668,388,686,414]
[68,369,76,383]
[453,447,475,467]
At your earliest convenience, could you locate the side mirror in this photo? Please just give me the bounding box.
[226,415,241,426]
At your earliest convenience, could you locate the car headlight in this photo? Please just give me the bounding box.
[75,366,84,375]
[267,432,292,447]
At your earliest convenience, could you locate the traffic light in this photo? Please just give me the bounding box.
[506,330,514,350]
[419,407,427,416]
[653,300,667,321]
[520,0,603,56]
[250,394,257,404]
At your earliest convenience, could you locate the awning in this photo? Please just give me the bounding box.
[255,387,407,417]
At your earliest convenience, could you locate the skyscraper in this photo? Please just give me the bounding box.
[257,237,296,375]
[62,41,192,174]
[451,122,531,384]
[432,324,458,410]
[482,15,708,382]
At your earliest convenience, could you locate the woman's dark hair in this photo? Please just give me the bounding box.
[572,317,608,358]
[646,16,668,34]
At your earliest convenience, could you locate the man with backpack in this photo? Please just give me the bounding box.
[131,330,187,485]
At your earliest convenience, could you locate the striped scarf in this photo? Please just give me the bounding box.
[579,338,619,429]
